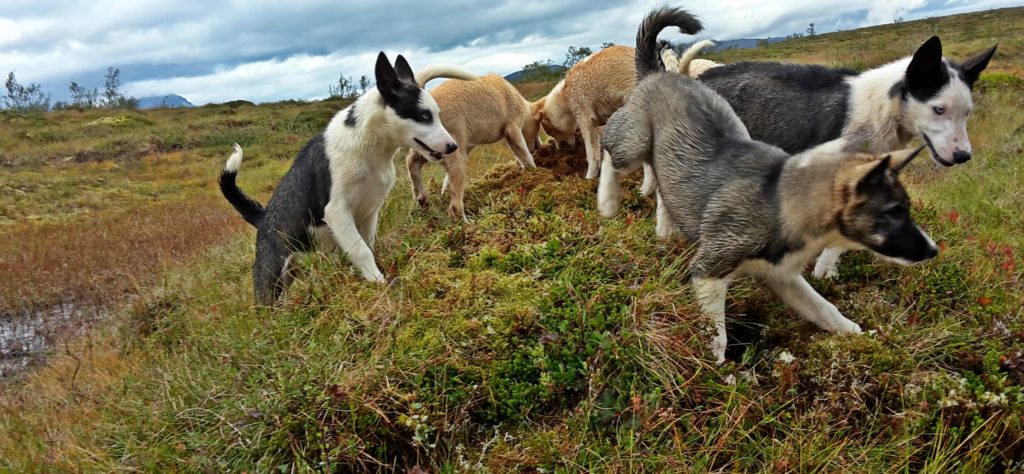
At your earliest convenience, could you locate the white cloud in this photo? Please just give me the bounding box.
[0,0,1017,104]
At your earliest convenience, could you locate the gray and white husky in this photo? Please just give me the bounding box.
[599,8,938,363]
[624,9,995,279]
[220,52,477,304]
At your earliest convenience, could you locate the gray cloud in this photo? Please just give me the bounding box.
[0,0,1016,104]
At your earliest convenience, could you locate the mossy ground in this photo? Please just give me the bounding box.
[3,9,1024,472]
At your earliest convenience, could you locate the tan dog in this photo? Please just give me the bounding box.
[407,73,539,219]
[533,45,636,179]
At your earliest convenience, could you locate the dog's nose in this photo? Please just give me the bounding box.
[953,150,972,164]
[925,244,939,260]
[446,142,458,154]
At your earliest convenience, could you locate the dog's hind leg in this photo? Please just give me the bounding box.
[406,151,430,209]
[762,272,862,333]
[655,192,679,240]
[812,247,845,279]
[693,277,729,364]
[640,162,657,197]
[324,201,384,282]
[253,231,292,305]
[580,118,601,179]
[442,151,470,222]
[504,125,536,168]
[597,149,623,218]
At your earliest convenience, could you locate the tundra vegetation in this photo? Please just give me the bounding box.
[1,7,1023,472]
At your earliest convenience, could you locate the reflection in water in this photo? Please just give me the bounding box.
[0,302,102,379]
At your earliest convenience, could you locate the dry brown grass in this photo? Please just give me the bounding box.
[0,197,248,312]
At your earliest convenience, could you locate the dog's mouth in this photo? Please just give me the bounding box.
[921,134,956,168]
[414,138,444,161]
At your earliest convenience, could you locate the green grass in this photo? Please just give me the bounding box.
[706,7,1023,75]
[2,10,1024,472]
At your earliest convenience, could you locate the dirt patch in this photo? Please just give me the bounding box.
[532,136,589,178]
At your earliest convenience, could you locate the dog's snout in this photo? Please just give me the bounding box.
[925,243,939,260]
[952,150,972,164]
[446,142,458,154]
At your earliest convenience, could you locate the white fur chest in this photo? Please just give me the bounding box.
[738,231,853,279]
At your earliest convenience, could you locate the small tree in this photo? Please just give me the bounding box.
[601,42,615,49]
[757,38,770,48]
[69,81,99,109]
[103,67,121,106]
[806,23,816,37]
[357,75,371,95]
[563,45,593,68]
[328,74,358,99]
[518,59,560,82]
[4,71,51,112]
[101,67,137,109]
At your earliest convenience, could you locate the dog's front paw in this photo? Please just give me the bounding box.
[710,332,727,364]
[812,260,839,280]
[364,271,386,283]
[823,311,862,334]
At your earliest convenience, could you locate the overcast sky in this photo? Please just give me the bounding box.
[1,0,1018,105]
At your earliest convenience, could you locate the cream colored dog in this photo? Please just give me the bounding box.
[533,45,637,179]
[407,73,540,219]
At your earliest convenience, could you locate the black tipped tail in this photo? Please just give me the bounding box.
[219,144,265,227]
[635,7,702,79]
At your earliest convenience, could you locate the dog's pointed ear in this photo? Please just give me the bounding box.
[891,145,925,173]
[375,51,399,98]
[961,44,997,87]
[855,156,893,192]
[393,55,416,84]
[906,36,944,89]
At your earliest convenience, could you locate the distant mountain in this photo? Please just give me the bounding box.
[707,37,788,51]
[137,94,194,109]
[503,64,567,83]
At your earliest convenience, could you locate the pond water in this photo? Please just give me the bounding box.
[0,302,100,379]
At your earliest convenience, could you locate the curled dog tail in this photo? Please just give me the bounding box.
[635,7,702,79]
[219,143,265,227]
[414,65,479,88]
[677,39,715,75]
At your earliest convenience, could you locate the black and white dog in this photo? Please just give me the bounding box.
[635,22,995,278]
[220,52,477,304]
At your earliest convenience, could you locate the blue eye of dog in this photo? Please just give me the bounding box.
[886,205,905,217]
[418,111,431,122]
[933,106,945,115]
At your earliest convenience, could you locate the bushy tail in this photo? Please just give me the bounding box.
[677,39,715,75]
[635,7,702,79]
[415,65,479,88]
[219,143,265,227]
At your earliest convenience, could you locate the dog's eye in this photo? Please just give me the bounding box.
[933,106,945,116]
[418,111,431,122]
[885,205,905,218]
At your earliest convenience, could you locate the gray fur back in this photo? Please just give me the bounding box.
[607,74,792,273]
[698,62,855,153]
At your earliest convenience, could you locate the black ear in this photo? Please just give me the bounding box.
[375,51,399,98]
[905,36,945,95]
[858,156,892,192]
[960,44,997,86]
[393,55,416,84]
